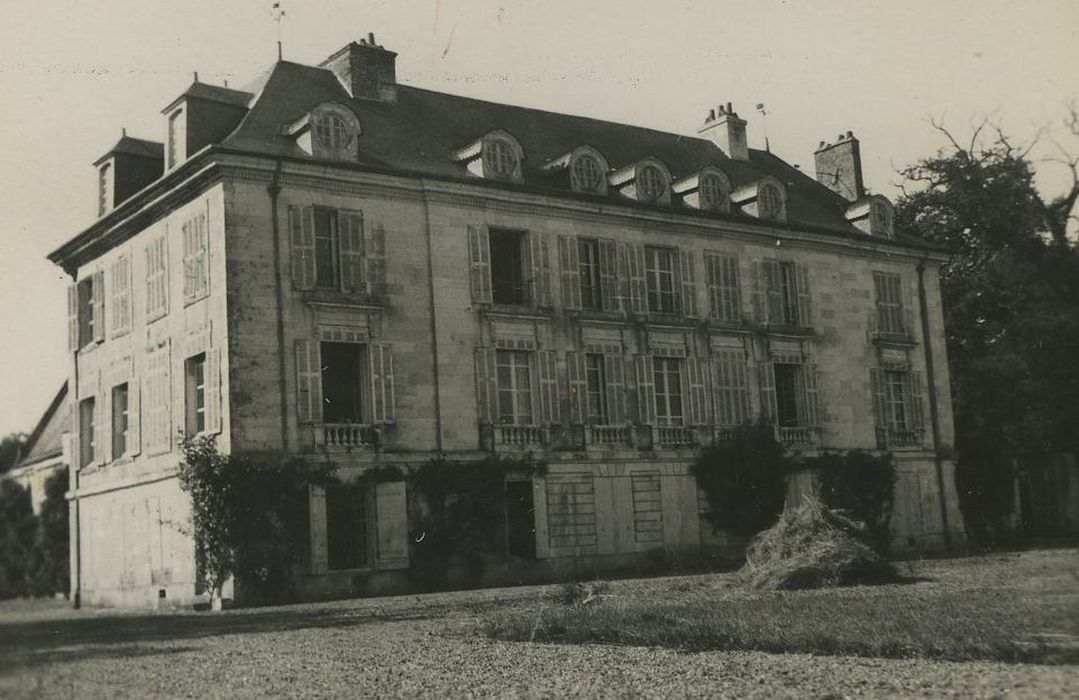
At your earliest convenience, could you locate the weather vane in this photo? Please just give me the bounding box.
[272,2,286,60]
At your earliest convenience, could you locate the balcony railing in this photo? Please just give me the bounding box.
[876,427,924,449]
[586,425,635,447]
[480,424,551,450]
[655,425,700,448]
[776,426,817,448]
[317,424,380,448]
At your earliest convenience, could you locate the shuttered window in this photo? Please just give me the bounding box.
[705,253,741,323]
[289,206,381,296]
[78,397,95,468]
[145,236,168,321]
[182,211,209,304]
[753,259,811,328]
[109,255,132,337]
[644,246,677,314]
[144,341,172,455]
[712,348,750,426]
[871,365,925,447]
[873,272,906,336]
[653,357,684,426]
[496,350,534,425]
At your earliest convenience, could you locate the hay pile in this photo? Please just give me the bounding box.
[742,495,899,590]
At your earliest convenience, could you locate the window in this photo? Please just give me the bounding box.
[311,208,340,289]
[314,113,351,150]
[320,342,365,423]
[871,365,923,447]
[506,480,536,558]
[713,349,750,427]
[98,163,112,216]
[873,272,906,336]
[489,229,528,305]
[584,354,608,424]
[76,278,96,348]
[79,397,96,467]
[496,350,533,425]
[112,383,129,459]
[144,342,172,455]
[773,363,802,428]
[653,357,684,426]
[760,260,806,327]
[109,255,132,337]
[699,173,729,212]
[884,370,909,433]
[637,165,667,203]
[484,138,518,178]
[870,202,893,238]
[145,236,168,321]
[758,182,783,220]
[705,253,741,323]
[325,483,369,570]
[645,246,677,314]
[182,213,209,303]
[185,353,206,435]
[571,154,603,192]
[167,109,184,169]
[577,238,602,310]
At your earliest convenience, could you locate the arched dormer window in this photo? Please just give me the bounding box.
[453,130,525,182]
[541,146,609,195]
[286,102,361,161]
[869,200,894,238]
[846,195,894,238]
[673,166,731,213]
[609,157,672,205]
[731,175,787,222]
[758,182,783,220]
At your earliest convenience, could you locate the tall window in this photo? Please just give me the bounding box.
[112,383,129,459]
[185,353,206,435]
[653,357,683,426]
[884,370,909,433]
[326,483,369,570]
[637,165,667,202]
[645,246,677,314]
[571,154,603,192]
[145,236,168,321]
[873,272,906,336]
[182,213,209,303]
[313,208,339,289]
[320,342,365,423]
[109,255,132,337]
[98,163,112,216]
[773,363,803,428]
[496,350,533,425]
[167,109,184,169]
[484,139,518,178]
[584,353,608,424]
[705,253,740,323]
[758,183,782,220]
[490,229,528,305]
[79,397,96,467]
[77,278,96,348]
[578,238,602,310]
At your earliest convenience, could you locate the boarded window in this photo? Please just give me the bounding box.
[631,473,663,544]
[546,473,597,550]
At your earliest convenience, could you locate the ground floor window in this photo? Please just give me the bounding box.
[506,480,536,558]
[326,483,369,571]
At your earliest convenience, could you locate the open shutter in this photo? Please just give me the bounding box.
[205,347,222,435]
[909,370,926,433]
[94,371,108,464]
[295,339,322,423]
[566,352,586,424]
[677,249,698,317]
[182,220,195,302]
[557,235,582,310]
[529,233,552,307]
[538,350,559,424]
[795,263,812,328]
[67,284,79,351]
[764,260,784,326]
[629,244,647,313]
[467,226,492,304]
[474,347,497,424]
[686,357,710,426]
[308,484,328,574]
[289,205,316,291]
[634,355,656,425]
[605,354,626,423]
[870,368,887,433]
[803,363,821,427]
[370,342,396,424]
[749,261,764,325]
[92,272,105,343]
[338,210,365,294]
[128,377,141,457]
[758,360,778,423]
[364,220,387,298]
[598,239,619,312]
[375,481,409,569]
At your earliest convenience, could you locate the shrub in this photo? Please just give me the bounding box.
[0,480,36,599]
[809,450,897,551]
[690,422,792,537]
[30,468,69,597]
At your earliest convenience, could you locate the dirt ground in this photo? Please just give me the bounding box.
[1,549,1077,699]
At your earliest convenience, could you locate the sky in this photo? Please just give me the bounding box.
[0,0,1077,438]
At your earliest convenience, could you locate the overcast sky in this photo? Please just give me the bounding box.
[1,0,1077,437]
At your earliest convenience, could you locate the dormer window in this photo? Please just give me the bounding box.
[453,130,525,182]
[610,158,672,205]
[845,195,894,238]
[286,102,361,162]
[167,108,184,169]
[870,201,894,238]
[314,113,353,150]
[571,153,603,192]
[674,167,731,213]
[731,176,787,222]
[484,138,518,178]
[638,165,667,203]
[542,146,609,195]
[758,182,783,220]
[699,173,729,212]
[98,163,112,216]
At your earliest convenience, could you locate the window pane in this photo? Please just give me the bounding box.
[314,209,338,288]
[112,384,128,458]
[321,342,364,423]
[653,357,683,425]
[774,363,802,427]
[578,239,601,310]
[496,350,533,425]
[490,230,527,305]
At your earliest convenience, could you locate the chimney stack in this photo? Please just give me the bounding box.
[698,103,749,161]
[320,33,398,102]
[814,131,864,201]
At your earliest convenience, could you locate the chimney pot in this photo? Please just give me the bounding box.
[698,100,748,161]
[814,133,865,201]
[707,109,716,121]
[846,130,853,138]
[368,32,376,44]
[321,36,398,102]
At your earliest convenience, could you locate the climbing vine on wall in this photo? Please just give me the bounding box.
[808,450,897,552]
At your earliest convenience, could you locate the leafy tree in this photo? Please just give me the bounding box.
[0,480,37,598]
[895,115,1079,544]
[30,468,69,597]
[0,433,29,475]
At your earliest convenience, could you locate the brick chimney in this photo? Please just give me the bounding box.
[321,33,397,102]
[814,131,864,201]
[697,103,748,161]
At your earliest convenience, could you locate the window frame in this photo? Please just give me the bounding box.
[185,352,207,436]
[324,481,372,571]
[584,353,608,424]
[319,340,368,425]
[484,137,519,179]
[758,182,783,220]
[111,382,129,459]
[637,164,668,203]
[496,349,534,426]
[489,228,529,306]
[577,238,602,310]
[79,397,96,468]
[653,356,684,426]
[644,246,677,314]
[312,207,341,290]
[698,172,729,212]
[773,362,804,428]
[570,154,603,193]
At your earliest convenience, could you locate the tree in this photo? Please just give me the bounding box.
[0,433,29,475]
[0,480,37,598]
[895,113,1079,544]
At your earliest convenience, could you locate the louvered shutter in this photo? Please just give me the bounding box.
[370,342,396,424]
[759,360,778,423]
[634,355,656,425]
[713,349,749,427]
[529,232,552,307]
[338,210,365,293]
[803,363,821,427]
[686,356,710,425]
[205,347,222,435]
[677,249,698,317]
[94,371,107,464]
[557,236,581,310]
[749,261,764,324]
[375,481,410,569]
[467,226,492,304]
[364,220,387,298]
[182,220,195,302]
[295,339,322,423]
[764,260,784,326]
[67,284,79,351]
[795,264,812,328]
[566,352,586,424]
[128,376,141,456]
[309,484,328,574]
[629,244,647,313]
[474,347,497,424]
[909,370,926,433]
[92,272,105,343]
[598,239,619,312]
[870,368,887,434]
[538,350,559,424]
[289,206,316,291]
[605,354,626,423]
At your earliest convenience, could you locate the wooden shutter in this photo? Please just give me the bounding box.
[538,350,559,424]
[308,484,328,574]
[628,244,647,314]
[566,352,587,424]
[67,284,79,351]
[686,356,710,425]
[795,264,812,328]
[128,376,141,457]
[474,347,497,424]
[749,261,764,324]
[92,272,105,343]
[677,249,698,317]
[338,210,365,293]
[634,355,656,425]
[289,205,316,291]
[763,260,784,326]
[182,219,195,302]
[375,481,410,569]
[295,339,322,423]
[598,239,619,312]
[467,225,492,304]
[758,360,778,423]
[909,370,926,432]
[370,342,396,424]
[605,354,626,424]
[557,235,582,310]
[205,347,222,435]
[94,371,107,464]
[870,368,887,433]
[529,232,552,307]
[707,254,741,323]
[803,363,821,427]
[364,220,387,298]
[714,349,749,427]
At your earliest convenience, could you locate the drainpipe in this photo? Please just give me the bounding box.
[917,253,952,549]
[268,161,289,450]
[71,297,81,609]
[419,180,444,453]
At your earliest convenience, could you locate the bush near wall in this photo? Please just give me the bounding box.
[808,450,897,552]
[0,469,69,599]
